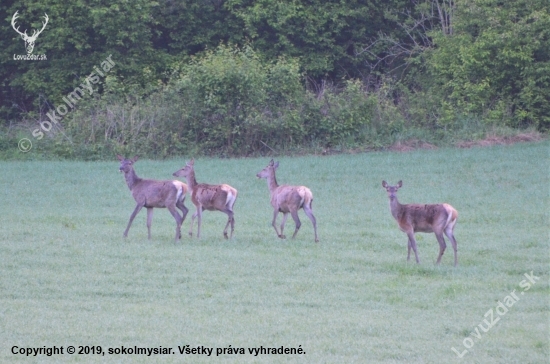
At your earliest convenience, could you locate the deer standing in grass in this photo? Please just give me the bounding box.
[256,159,319,243]
[382,180,458,266]
[172,159,238,239]
[118,155,188,242]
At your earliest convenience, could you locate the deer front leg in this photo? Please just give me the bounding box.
[406,232,420,263]
[146,207,154,239]
[196,206,203,238]
[124,202,144,238]
[271,209,284,238]
[189,210,198,237]
[279,212,289,239]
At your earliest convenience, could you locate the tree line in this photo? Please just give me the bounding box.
[0,0,548,158]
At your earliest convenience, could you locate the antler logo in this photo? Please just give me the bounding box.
[11,11,48,55]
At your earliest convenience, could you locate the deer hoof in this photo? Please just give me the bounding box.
[278,234,286,239]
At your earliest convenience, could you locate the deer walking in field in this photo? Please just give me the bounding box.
[118,155,188,242]
[172,159,238,239]
[256,160,319,243]
[382,180,458,266]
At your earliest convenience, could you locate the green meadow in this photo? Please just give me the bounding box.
[1,141,548,363]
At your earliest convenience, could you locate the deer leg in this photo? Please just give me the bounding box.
[434,232,447,265]
[271,209,283,238]
[445,226,458,266]
[196,206,203,238]
[406,232,420,263]
[189,208,198,237]
[406,237,412,261]
[124,202,144,238]
[303,204,318,243]
[146,207,154,239]
[222,208,234,239]
[176,199,189,225]
[167,205,183,242]
[290,209,302,239]
[279,213,289,239]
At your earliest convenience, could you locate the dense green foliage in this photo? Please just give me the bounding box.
[1,0,548,157]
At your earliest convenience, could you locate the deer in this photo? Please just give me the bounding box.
[256,159,319,243]
[118,155,188,242]
[382,180,458,266]
[172,159,238,239]
[11,11,48,55]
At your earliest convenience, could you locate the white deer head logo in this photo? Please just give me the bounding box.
[11,11,49,55]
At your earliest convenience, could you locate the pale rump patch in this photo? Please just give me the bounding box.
[295,186,313,206]
[443,203,458,228]
[172,181,187,202]
[221,185,237,209]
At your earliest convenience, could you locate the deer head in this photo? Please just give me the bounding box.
[12,11,49,55]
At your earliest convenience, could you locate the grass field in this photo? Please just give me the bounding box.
[1,141,548,363]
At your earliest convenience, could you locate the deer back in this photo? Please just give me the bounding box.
[192,183,236,210]
[396,203,451,233]
[271,185,312,212]
[133,179,186,208]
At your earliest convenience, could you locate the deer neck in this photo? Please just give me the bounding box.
[186,170,199,191]
[124,168,142,190]
[266,172,279,195]
[389,196,403,220]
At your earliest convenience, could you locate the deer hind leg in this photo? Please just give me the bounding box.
[290,209,302,239]
[434,231,447,265]
[221,208,234,239]
[167,205,183,242]
[124,202,144,238]
[407,232,420,263]
[407,237,412,262]
[303,203,318,243]
[445,224,458,266]
[176,199,189,225]
[146,207,154,239]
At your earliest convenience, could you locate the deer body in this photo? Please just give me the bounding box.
[118,155,188,242]
[257,160,319,243]
[173,160,237,239]
[382,180,458,266]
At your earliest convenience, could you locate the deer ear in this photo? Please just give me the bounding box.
[189,159,195,166]
[397,180,402,188]
[382,181,387,188]
[117,155,124,161]
[269,159,274,166]
[131,155,139,163]
[273,161,279,169]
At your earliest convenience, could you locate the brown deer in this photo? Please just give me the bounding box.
[256,159,319,243]
[382,180,458,266]
[118,155,188,242]
[172,159,238,239]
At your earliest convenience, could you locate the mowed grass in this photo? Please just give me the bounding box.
[0,141,548,363]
